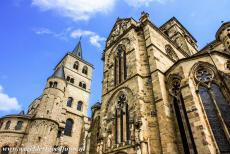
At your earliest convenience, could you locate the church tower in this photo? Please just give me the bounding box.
[20,40,93,153]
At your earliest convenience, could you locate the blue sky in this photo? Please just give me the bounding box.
[0,0,229,117]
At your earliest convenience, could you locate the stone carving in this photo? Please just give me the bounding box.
[107,20,130,47]
[195,66,214,83]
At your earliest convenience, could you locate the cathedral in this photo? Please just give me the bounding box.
[1,12,230,154]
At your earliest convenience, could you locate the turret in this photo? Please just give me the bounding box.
[216,21,230,52]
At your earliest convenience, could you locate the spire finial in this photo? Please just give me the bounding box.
[72,37,83,58]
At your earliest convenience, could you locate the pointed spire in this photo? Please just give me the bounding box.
[72,37,82,58]
[18,110,25,115]
[52,65,65,79]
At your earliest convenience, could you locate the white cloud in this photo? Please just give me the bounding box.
[32,0,116,21]
[33,27,72,41]
[33,27,105,48]
[0,85,22,112]
[125,0,170,7]
[70,29,106,48]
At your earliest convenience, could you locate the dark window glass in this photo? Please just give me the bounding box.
[66,76,70,82]
[73,61,79,70]
[173,97,190,154]
[70,78,74,84]
[1,146,10,154]
[49,82,53,88]
[5,121,11,130]
[53,82,58,88]
[82,66,88,75]
[0,121,3,129]
[15,121,23,130]
[67,97,73,107]
[64,119,73,136]
[79,82,82,87]
[114,47,127,86]
[61,146,69,154]
[57,129,62,138]
[82,83,86,89]
[199,86,230,152]
[77,101,83,111]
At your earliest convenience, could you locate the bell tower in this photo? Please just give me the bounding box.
[22,40,93,153]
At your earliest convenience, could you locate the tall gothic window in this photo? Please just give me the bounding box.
[169,76,197,154]
[15,121,23,130]
[165,45,179,62]
[114,94,130,144]
[64,119,74,136]
[5,121,11,130]
[114,46,127,86]
[196,66,230,152]
[67,97,73,107]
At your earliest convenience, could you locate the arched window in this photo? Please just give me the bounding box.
[114,94,130,144]
[0,121,3,129]
[82,83,86,89]
[226,60,230,70]
[165,45,179,62]
[77,101,83,111]
[1,146,10,154]
[70,78,74,84]
[61,146,69,154]
[66,97,73,107]
[66,76,70,82]
[53,82,58,88]
[82,66,88,75]
[64,119,73,136]
[66,76,74,84]
[73,61,79,70]
[15,121,23,130]
[114,46,127,86]
[49,81,53,88]
[195,66,230,152]
[5,121,11,130]
[79,81,86,89]
[169,76,197,153]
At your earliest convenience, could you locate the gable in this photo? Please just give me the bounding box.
[106,18,135,48]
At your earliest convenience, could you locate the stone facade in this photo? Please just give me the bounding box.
[1,12,230,154]
[0,41,93,154]
[87,12,230,154]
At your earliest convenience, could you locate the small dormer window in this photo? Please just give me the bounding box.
[82,66,88,75]
[73,61,79,70]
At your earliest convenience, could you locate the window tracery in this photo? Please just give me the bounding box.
[168,75,197,153]
[195,65,230,152]
[165,45,179,62]
[113,94,130,145]
[114,46,127,86]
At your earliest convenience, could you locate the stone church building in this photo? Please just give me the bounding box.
[1,12,230,154]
